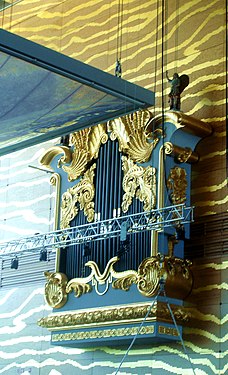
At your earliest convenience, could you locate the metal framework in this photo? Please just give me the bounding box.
[0,204,193,258]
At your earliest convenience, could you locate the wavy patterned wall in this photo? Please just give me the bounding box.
[0,0,227,374]
[0,141,56,241]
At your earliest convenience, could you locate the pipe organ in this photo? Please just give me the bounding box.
[38,110,212,346]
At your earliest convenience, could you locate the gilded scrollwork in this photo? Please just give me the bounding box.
[167,166,187,205]
[109,110,161,163]
[137,257,161,297]
[44,271,68,309]
[42,255,192,310]
[113,255,193,300]
[112,256,160,297]
[66,256,120,297]
[62,124,108,181]
[60,163,96,229]
[39,146,72,170]
[66,281,92,298]
[121,156,156,213]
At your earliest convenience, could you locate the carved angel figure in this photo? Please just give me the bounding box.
[166,71,189,111]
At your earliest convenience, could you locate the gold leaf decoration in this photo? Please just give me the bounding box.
[109,110,160,163]
[167,166,187,205]
[112,274,138,291]
[66,281,92,298]
[113,256,193,300]
[121,156,156,213]
[60,163,96,229]
[62,123,108,181]
[66,256,120,298]
[39,146,72,170]
[44,271,68,309]
[137,257,160,297]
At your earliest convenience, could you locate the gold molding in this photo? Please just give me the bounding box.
[121,156,156,213]
[109,110,161,163]
[38,302,191,331]
[60,163,96,228]
[167,166,187,205]
[52,324,155,341]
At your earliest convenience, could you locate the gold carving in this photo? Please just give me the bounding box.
[66,256,121,297]
[39,146,72,170]
[60,163,96,228]
[121,156,156,213]
[109,110,161,163]
[44,271,68,309]
[62,124,108,181]
[158,325,178,337]
[167,166,187,205]
[112,273,138,291]
[38,302,191,331]
[113,256,193,300]
[113,256,160,297]
[137,257,161,297]
[66,281,92,298]
[52,325,155,341]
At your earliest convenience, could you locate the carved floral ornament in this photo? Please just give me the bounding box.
[43,255,193,309]
[167,166,187,205]
[40,110,163,227]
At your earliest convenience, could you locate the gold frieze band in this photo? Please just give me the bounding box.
[38,301,191,331]
[52,324,155,342]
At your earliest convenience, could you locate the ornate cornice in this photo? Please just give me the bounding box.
[38,301,191,331]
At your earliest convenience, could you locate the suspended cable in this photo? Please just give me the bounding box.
[175,0,180,70]
[153,0,160,103]
[115,0,124,77]
[163,289,197,375]
[114,256,197,375]
[114,284,160,375]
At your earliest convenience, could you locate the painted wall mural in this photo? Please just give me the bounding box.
[0,0,227,374]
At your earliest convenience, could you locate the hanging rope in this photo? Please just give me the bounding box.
[175,0,180,71]
[115,0,124,77]
[114,255,197,375]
